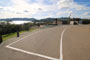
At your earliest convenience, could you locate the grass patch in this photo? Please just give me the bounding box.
[2,32,17,41]
[29,28,37,32]
[2,28,37,41]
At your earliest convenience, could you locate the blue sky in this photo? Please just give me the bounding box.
[74,0,90,6]
[0,0,90,19]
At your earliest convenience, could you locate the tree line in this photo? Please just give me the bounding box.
[0,22,33,35]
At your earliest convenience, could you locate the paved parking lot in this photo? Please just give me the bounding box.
[63,25,90,60]
[0,25,90,60]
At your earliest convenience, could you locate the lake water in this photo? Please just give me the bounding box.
[9,21,32,24]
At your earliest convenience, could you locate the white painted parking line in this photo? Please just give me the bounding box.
[6,26,67,60]
[6,45,59,60]
[60,28,67,60]
[6,27,59,60]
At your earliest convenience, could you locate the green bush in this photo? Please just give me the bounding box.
[0,22,32,35]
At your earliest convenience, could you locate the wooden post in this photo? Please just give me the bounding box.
[0,28,2,44]
[17,25,19,37]
[0,34,2,44]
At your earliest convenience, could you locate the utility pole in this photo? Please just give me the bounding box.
[69,13,71,19]
[69,13,72,24]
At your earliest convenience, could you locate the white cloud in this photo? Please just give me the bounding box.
[57,0,73,9]
[57,0,90,11]
[0,0,58,19]
[56,0,90,19]
[56,10,72,16]
[83,12,90,15]
[0,0,90,19]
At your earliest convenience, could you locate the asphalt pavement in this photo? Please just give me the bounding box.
[63,25,90,60]
[0,25,90,60]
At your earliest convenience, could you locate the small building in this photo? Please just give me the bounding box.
[70,18,82,25]
[62,20,69,24]
[52,19,62,25]
[52,18,70,25]
[70,21,74,25]
[60,18,70,25]
[52,18,82,25]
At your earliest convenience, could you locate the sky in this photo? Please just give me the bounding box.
[0,0,90,19]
